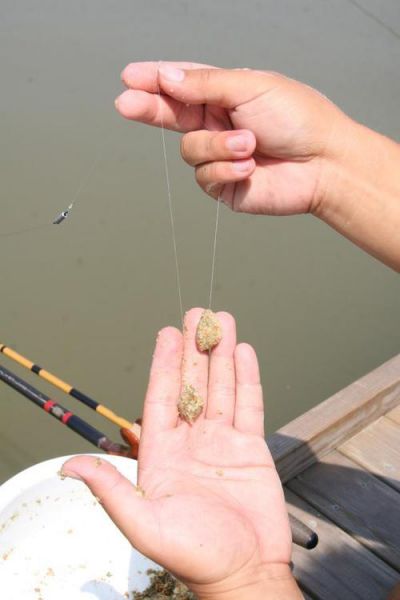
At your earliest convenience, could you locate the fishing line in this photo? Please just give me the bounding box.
[0,135,108,238]
[157,62,221,324]
[53,144,108,223]
[157,63,184,327]
[346,0,400,41]
[208,197,221,310]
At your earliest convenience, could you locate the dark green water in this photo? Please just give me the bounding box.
[0,0,399,482]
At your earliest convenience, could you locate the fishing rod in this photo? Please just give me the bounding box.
[0,363,135,456]
[0,343,137,431]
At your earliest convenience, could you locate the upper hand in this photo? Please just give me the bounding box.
[62,308,294,598]
[115,61,348,216]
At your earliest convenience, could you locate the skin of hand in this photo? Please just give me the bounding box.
[116,61,400,271]
[62,308,303,600]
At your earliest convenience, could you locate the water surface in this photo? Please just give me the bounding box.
[0,0,399,482]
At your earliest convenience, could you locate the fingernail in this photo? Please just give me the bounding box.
[159,65,185,82]
[233,159,253,172]
[60,469,83,481]
[226,134,248,152]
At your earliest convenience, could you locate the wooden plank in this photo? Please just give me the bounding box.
[340,416,400,492]
[386,404,400,425]
[287,450,400,571]
[267,353,400,483]
[285,489,398,599]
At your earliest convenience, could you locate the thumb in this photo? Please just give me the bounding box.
[62,455,157,555]
[158,65,280,109]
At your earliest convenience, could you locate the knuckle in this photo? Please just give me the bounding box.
[210,132,226,158]
[206,133,215,157]
[211,381,235,397]
[199,68,213,88]
[196,69,218,104]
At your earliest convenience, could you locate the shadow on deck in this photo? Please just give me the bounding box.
[267,355,400,599]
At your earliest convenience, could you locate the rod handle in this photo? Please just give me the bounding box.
[289,513,319,550]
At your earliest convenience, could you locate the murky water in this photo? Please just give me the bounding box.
[1,0,399,482]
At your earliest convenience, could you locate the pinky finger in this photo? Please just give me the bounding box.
[195,158,256,198]
[234,343,265,437]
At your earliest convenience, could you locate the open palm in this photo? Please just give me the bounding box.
[117,61,346,215]
[63,308,291,595]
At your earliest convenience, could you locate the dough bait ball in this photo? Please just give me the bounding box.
[196,309,222,352]
[178,384,204,423]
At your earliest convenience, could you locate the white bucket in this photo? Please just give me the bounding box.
[0,454,159,600]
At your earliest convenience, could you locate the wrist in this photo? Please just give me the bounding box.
[192,563,303,600]
[313,118,400,270]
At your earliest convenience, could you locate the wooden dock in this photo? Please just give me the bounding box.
[268,354,400,600]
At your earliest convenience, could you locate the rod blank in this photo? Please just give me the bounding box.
[0,363,128,455]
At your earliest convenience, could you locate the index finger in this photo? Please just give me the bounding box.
[158,67,280,109]
[116,61,219,132]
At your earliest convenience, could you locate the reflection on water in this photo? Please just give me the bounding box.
[1,0,399,482]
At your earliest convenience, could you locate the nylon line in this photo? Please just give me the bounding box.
[208,196,221,309]
[158,62,184,327]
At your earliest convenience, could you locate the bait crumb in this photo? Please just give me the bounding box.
[47,567,55,576]
[94,458,103,468]
[216,469,224,477]
[135,485,146,498]
[178,384,204,423]
[94,496,102,504]
[57,469,66,480]
[196,310,222,352]
[132,569,196,599]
